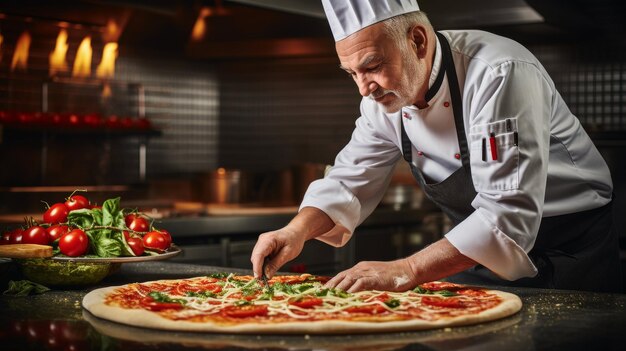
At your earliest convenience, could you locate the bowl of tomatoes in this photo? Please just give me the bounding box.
[0,192,180,287]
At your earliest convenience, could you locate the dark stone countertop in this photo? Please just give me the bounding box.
[1,261,625,351]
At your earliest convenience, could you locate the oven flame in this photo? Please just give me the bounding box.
[191,7,212,41]
[96,42,118,79]
[11,31,31,71]
[72,36,92,77]
[49,29,69,76]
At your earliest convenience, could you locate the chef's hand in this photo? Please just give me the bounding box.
[325,259,418,292]
[251,207,335,280]
[250,227,306,280]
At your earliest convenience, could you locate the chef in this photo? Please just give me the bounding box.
[251,0,622,293]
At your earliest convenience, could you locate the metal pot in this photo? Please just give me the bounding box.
[292,163,328,203]
[381,184,424,210]
[198,168,247,204]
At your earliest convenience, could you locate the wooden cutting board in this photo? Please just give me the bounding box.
[0,244,53,259]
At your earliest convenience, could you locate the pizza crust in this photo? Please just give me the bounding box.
[82,284,522,334]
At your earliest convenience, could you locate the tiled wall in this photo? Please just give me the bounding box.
[529,43,626,132]
[216,56,360,171]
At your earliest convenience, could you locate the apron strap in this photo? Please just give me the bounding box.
[436,32,470,170]
[401,33,470,169]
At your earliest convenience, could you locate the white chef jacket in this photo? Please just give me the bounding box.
[300,30,613,281]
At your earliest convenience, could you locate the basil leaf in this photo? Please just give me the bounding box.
[91,208,103,226]
[102,197,122,227]
[93,236,121,257]
[435,290,458,297]
[113,230,135,257]
[3,280,50,296]
[413,286,433,294]
[186,291,216,298]
[385,299,401,308]
[315,288,329,297]
[234,300,252,306]
[67,208,95,229]
[297,284,314,292]
[149,291,185,304]
[330,288,351,298]
[257,291,274,300]
[207,273,228,279]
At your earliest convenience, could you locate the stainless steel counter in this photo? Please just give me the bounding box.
[1,261,625,351]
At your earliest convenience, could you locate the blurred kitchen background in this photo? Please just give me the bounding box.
[0,0,625,283]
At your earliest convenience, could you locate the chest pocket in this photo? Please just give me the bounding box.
[468,118,519,192]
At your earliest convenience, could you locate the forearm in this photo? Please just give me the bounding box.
[288,206,335,241]
[405,238,477,284]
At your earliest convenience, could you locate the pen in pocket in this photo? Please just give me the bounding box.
[489,132,498,161]
[481,137,487,162]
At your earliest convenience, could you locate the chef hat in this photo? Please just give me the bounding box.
[321,0,421,41]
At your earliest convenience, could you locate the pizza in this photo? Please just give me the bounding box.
[82,273,522,334]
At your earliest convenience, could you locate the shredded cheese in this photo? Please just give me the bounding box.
[124,275,501,321]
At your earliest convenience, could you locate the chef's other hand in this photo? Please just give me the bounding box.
[251,228,305,280]
[325,259,418,293]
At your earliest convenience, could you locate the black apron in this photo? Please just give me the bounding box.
[400,32,622,293]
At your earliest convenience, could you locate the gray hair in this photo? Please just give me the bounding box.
[382,11,432,49]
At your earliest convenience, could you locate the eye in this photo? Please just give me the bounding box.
[368,64,382,72]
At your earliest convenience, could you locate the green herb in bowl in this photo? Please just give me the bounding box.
[17,259,112,287]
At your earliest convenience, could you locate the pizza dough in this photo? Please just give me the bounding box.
[82,274,522,334]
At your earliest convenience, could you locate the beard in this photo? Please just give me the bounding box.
[367,46,422,114]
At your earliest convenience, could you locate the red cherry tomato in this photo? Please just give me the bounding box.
[58,229,89,257]
[9,228,24,244]
[17,112,35,124]
[158,229,172,247]
[1,231,12,245]
[127,237,144,256]
[135,118,151,129]
[50,113,67,126]
[105,115,121,129]
[0,111,13,123]
[67,114,84,127]
[288,297,323,309]
[43,203,69,224]
[46,225,70,242]
[83,113,103,128]
[221,305,268,318]
[65,195,90,211]
[125,214,149,232]
[122,230,130,241]
[421,296,465,308]
[120,117,134,129]
[22,226,50,245]
[142,231,169,252]
[140,296,184,311]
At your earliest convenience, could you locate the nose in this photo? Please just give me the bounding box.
[356,74,378,97]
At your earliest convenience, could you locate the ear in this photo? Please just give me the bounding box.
[408,25,428,58]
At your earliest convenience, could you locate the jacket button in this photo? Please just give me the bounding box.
[444,101,450,107]
[454,153,461,159]
[417,151,424,156]
[403,112,411,119]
